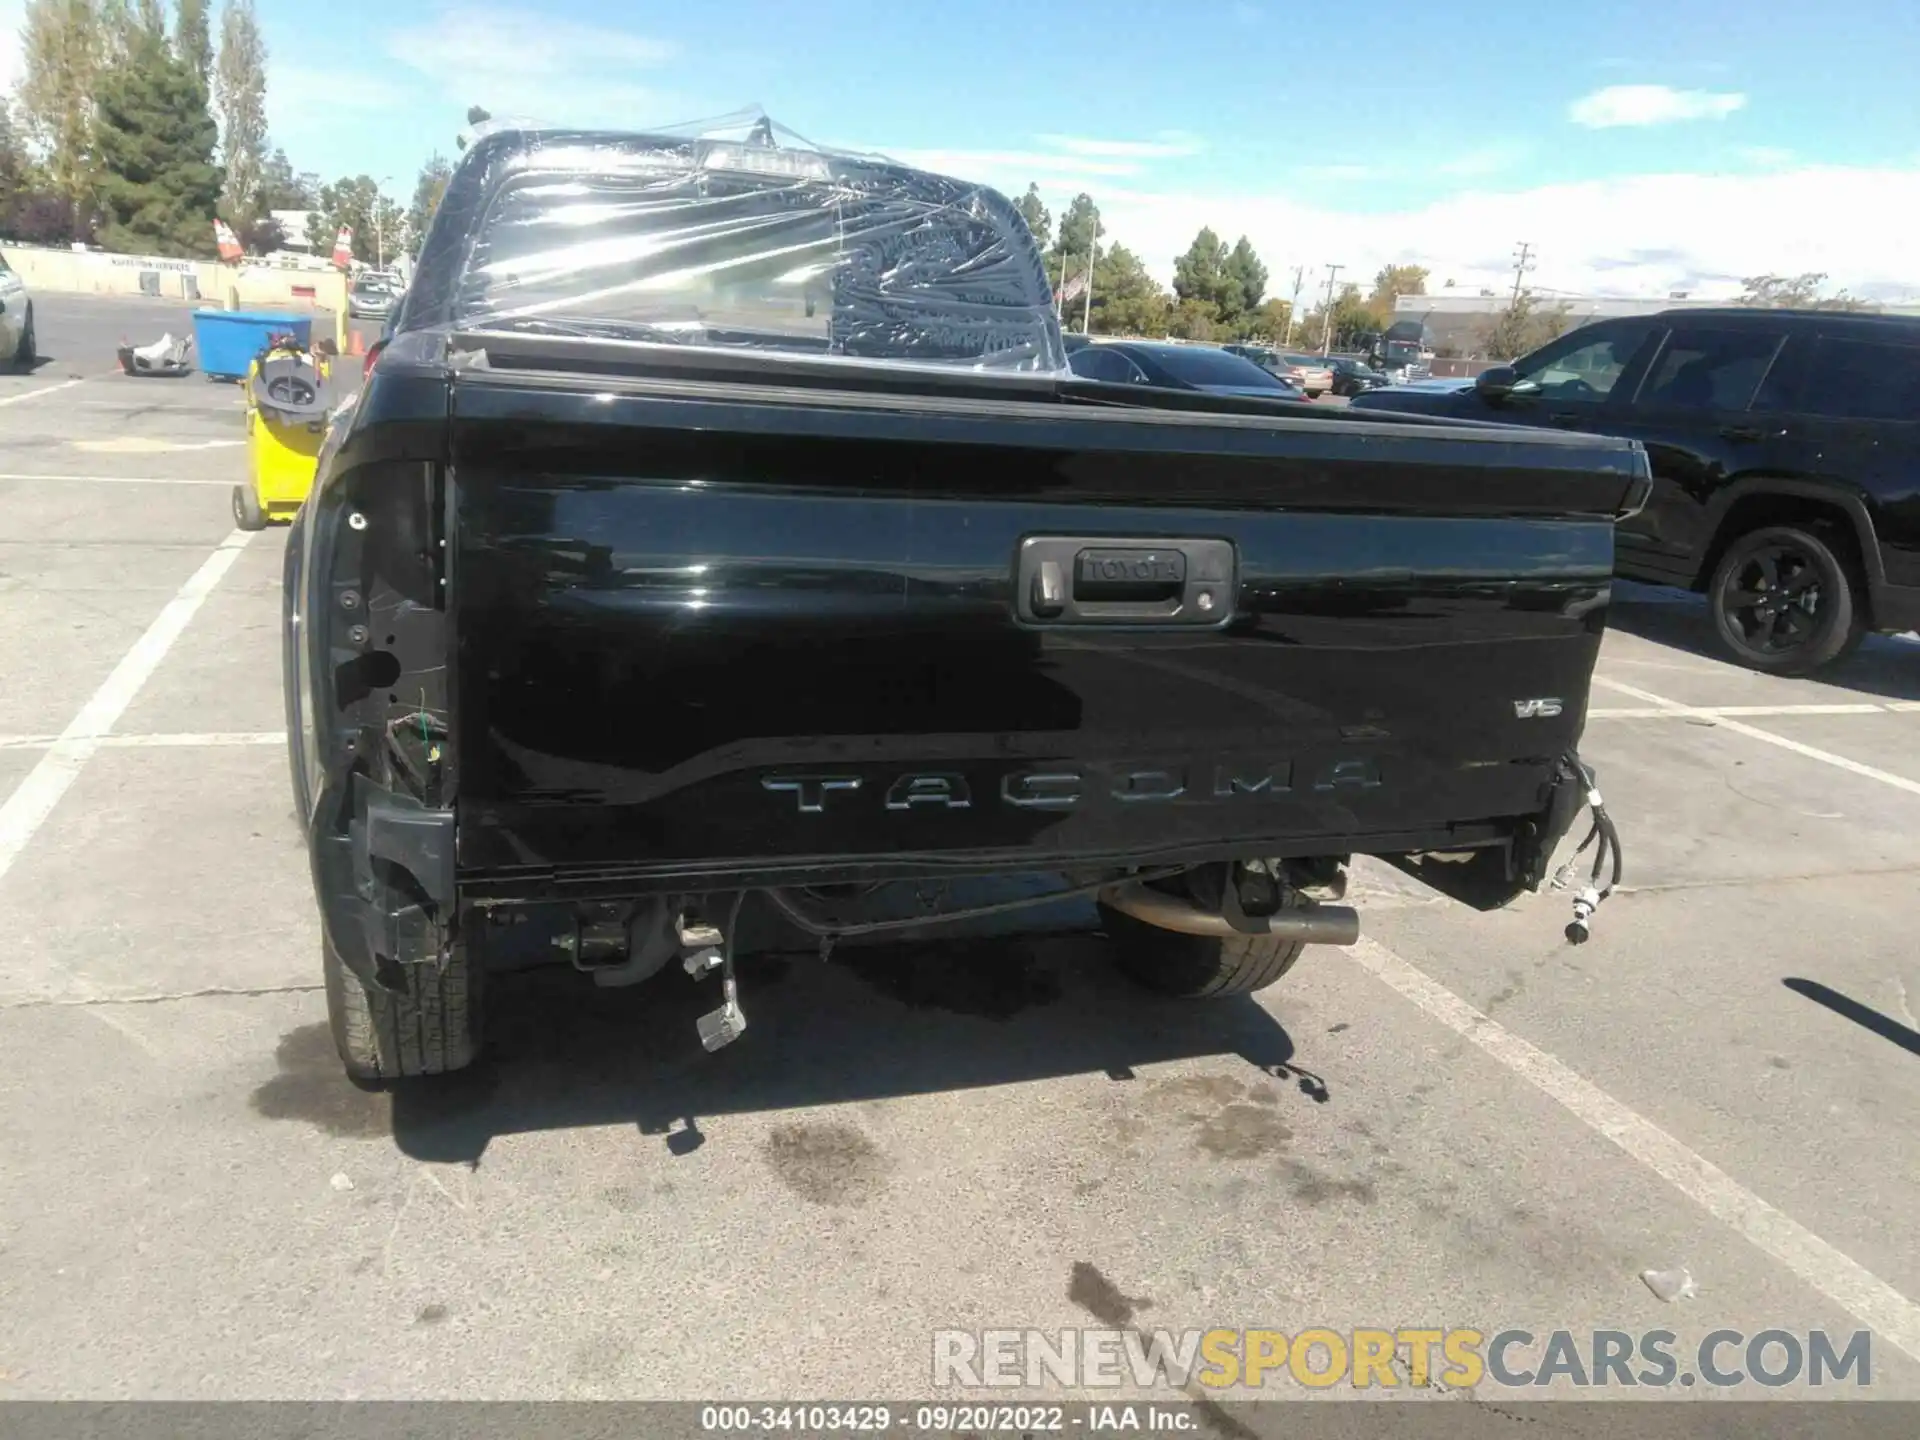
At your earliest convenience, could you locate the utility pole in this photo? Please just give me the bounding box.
[1319,263,1344,355]
[1508,241,1533,308]
[1284,265,1305,347]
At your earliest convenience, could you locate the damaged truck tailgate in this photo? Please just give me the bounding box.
[284,117,1643,1081]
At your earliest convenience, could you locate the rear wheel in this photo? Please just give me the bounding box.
[324,933,481,1082]
[231,481,267,531]
[11,306,34,370]
[1709,523,1864,675]
[1099,901,1305,997]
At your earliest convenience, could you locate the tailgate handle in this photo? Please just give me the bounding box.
[1016,537,1235,626]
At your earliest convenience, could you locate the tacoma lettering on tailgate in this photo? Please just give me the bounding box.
[761,759,1384,815]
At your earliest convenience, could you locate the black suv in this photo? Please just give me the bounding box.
[1351,309,1920,674]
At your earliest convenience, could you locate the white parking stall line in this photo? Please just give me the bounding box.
[1592,676,1920,798]
[0,378,88,408]
[0,532,254,886]
[1589,703,1891,719]
[0,731,284,752]
[0,472,232,487]
[1346,936,1920,1365]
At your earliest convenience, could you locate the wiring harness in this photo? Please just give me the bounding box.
[1549,752,1624,944]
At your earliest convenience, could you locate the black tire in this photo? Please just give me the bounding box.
[232,482,267,531]
[11,305,34,370]
[1709,523,1864,675]
[1098,901,1305,998]
[323,933,481,1082]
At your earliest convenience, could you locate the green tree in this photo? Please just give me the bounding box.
[175,0,211,81]
[408,152,453,247]
[1220,236,1268,325]
[255,146,312,209]
[1477,289,1573,359]
[1738,271,1867,311]
[92,8,223,255]
[1365,263,1428,328]
[1012,182,1051,251]
[1297,283,1374,354]
[1044,191,1103,295]
[0,102,29,200]
[309,174,405,264]
[1166,297,1219,341]
[1246,297,1292,345]
[213,0,267,222]
[16,0,104,211]
[1172,226,1229,310]
[1088,242,1170,336]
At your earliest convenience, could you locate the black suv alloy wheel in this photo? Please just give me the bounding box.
[1708,524,1864,675]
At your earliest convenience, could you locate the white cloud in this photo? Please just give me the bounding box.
[1070,163,1920,303]
[382,7,681,128]
[1740,146,1795,168]
[1569,84,1747,128]
[1036,133,1203,160]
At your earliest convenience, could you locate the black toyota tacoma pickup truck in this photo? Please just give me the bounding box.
[284,121,1641,1081]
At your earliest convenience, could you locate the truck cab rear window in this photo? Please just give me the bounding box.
[452,141,1064,374]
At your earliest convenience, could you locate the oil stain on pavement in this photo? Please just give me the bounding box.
[1068,1261,1152,1326]
[249,1023,390,1138]
[764,1120,894,1206]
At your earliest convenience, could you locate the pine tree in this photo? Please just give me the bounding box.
[213,0,267,220]
[1013,183,1050,251]
[93,12,224,255]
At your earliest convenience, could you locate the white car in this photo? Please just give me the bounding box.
[0,251,35,370]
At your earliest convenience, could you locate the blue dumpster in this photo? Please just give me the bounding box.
[191,310,314,381]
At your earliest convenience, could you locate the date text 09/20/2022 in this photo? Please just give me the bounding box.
[700,1405,1195,1433]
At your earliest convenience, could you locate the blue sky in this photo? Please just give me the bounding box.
[7,0,1918,298]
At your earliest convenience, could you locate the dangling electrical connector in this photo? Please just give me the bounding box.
[1549,753,1623,945]
[686,895,748,1052]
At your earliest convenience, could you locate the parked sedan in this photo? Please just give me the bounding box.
[1325,355,1391,397]
[1218,343,1326,396]
[1279,353,1334,398]
[347,277,396,320]
[0,250,36,371]
[1068,340,1305,399]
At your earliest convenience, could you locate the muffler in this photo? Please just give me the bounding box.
[1099,882,1361,946]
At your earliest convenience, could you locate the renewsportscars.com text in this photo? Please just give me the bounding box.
[932,1327,1873,1391]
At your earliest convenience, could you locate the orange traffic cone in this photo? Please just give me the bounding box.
[347,330,366,357]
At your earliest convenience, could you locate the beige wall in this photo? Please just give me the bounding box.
[1,243,352,349]
[3,243,343,307]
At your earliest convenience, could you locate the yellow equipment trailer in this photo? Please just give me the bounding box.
[233,338,336,531]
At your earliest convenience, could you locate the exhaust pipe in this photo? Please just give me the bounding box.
[1099,882,1361,947]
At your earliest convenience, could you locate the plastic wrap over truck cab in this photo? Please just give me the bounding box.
[283,113,1641,1081]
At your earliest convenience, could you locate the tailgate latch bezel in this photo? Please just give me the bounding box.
[1013,535,1237,627]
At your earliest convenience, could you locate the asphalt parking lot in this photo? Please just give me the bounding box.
[3,294,1919,1416]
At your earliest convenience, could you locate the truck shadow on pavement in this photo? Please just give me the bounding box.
[1607,583,1920,702]
[253,933,1320,1166]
